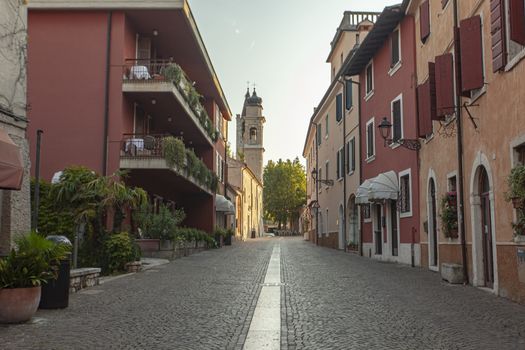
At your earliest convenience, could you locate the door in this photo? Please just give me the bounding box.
[391,201,398,256]
[338,205,345,249]
[374,204,382,255]
[479,168,494,288]
[430,179,438,267]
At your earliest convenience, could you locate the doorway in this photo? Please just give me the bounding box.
[428,178,438,267]
[390,201,398,257]
[338,205,345,250]
[374,204,382,255]
[479,167,494,288]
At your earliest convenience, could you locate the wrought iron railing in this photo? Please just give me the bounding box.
[120,133,167,158]
[122,59,191,84]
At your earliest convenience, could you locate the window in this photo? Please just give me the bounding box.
[325,115,329,137]
[366,62,374,95]
[366,119,375,160]
[506,0,525,66]
[516,144,525,165]
[336,93,343,123]
[345,80,353,110]
[399,171,412,215]
[325,161,330,185]
[346,138,356,174]
[391,29,400,67]
[318,168,323,192]
[337,147,344,180]
[216,152,224,183]
[391,96,403,143]
[420,0,431,43]
[363,204,371,220]
[317,124,322,146]
[250,127,257,143]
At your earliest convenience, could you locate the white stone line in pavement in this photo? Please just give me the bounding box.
[244,244,281,350]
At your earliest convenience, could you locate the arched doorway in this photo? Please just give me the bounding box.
[348,196,358,248]
[428,178,438,268]
[338,204,344,249]
[479,167,494,288]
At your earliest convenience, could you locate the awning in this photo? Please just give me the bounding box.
[0,128,23,190]
[369,171,399,201]
[355,179,372,204]
[216,194,235,214]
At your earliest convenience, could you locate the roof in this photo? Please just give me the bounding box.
[343,1,409,76]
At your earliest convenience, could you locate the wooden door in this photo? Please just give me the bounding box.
[430,179,438,267]
[391,201,398,256]
[479,168,494,288]
[374,204,382,255]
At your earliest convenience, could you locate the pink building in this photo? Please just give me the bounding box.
[345,1,421,265]
[27,0,232,234]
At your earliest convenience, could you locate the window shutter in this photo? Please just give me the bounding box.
[460,16,484,92]
[336,94,343,122]
[351,139,356,171]
[510,0,525,45]
[420,0,430,42]
[345,80,353,110]
[417,65,437,137]
[337,150,341,179]
[491,0,507,72]
[345,142,350,173]
[435,53,454,118]
[392,100,402,142]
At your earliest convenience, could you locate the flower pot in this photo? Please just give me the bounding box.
[512,197,524,209]
[0,286,42,324]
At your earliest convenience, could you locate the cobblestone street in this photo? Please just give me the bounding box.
[2,237,525,349]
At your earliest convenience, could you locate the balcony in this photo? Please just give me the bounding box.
[122,59,218,146]
[119,133,217,196]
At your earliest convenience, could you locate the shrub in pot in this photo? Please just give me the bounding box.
[0,233,69,323]
[506,165,525,209]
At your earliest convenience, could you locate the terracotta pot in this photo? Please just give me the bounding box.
[0,286,41,324]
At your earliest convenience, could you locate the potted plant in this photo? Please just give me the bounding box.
[0,233,69,323]
[506,165,525,209]
[440,193,458,239]
[223,228,234,246]
[160,63,182,84]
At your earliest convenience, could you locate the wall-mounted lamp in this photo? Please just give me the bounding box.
[311,168,334,186]
[151,98,157,105]
[153,29,159,36]
[167,116,172,122]
[378,117,421,151]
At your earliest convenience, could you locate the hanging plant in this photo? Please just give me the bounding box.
[440,192,458,239]
[505,165,525,208]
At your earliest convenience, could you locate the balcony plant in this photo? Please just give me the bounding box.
[161,63,183,84]
[440,192,458,239]
[0,232,70,323]
[163,136,186,169]
[505,165,525,209]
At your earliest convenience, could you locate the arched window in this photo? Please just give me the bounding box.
[249,127,257,142]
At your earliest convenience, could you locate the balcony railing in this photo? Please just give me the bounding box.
[122,59,218,143]
[120,134,218,193]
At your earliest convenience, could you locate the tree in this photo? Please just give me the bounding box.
[263,157,306,229]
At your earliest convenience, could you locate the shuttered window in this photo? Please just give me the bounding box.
[417,62,436,138]
[317,124,322,146]
[392,99,402,142]
[420,0,431,43]
[391,29,400,66]
[435,53,454,117]
[510,0,525,45]
[400,174,411,214]
[491,0,507,72]
[350,138,356,173]
[337,147,344,180]
[336,93,343,122]
[366,120,375,159]
[345,80,353,110]
[460,16,484,92]
[366,63,373,94]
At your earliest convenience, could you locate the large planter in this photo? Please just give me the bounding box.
[135,239,160,252]
[224,235,232,246]
[0,286,42,324]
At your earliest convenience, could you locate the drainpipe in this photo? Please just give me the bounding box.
[33,129,44,232]
[102,11,113,176]
[337,78,348,253]
[453,0,469,284]
[314,122,320,245]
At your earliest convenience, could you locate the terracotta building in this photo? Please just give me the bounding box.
[303,11,377,250]
[344,1,421,265]
[408,0,525,303]
[26,0,232,234]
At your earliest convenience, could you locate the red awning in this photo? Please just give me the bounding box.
[0,128,24,190]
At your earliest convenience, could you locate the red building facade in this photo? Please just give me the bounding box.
[346,2,421,265]
[27,1,231,234]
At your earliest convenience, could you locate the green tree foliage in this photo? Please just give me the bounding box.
[263,158,306,228]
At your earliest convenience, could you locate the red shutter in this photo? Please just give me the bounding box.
[460,16,484,92]
[417,63,437,137]
[510,0,525,45]
[420,0,430,42]
[491,0,507,72]
[435,53,454,118]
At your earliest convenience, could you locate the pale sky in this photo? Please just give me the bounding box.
[189,0,395,164]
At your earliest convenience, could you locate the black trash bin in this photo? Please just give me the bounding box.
[39,235,72,309]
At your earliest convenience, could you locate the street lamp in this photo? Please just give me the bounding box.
[377,117,421,151]
[311,168,334,186]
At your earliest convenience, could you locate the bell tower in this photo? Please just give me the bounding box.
[236,88,265,182]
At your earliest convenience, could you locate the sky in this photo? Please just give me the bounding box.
[189,0,394,164]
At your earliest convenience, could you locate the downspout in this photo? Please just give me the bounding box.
[338,79,348,253]
[355,80,363,257]
[102,11,113,176]
[315,122,320,246]
[453,0,469,284]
